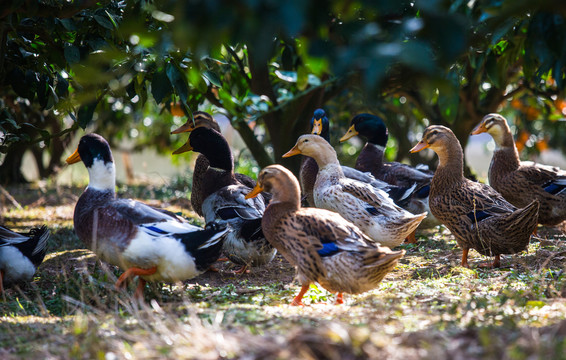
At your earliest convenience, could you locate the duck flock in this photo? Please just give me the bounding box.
[1,110,565,305]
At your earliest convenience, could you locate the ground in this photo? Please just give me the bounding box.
[1,183,566,359]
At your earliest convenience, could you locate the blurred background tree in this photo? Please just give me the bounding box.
[1,0,565,184]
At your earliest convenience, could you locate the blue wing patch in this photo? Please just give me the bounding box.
[141,225,168,234]
[543,182,565,195]
[416,185,430,198]
[365,207,380,216]
[317,242,340,257]
[467,210,492,222]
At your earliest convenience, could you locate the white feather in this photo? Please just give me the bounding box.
[0,246,36,283]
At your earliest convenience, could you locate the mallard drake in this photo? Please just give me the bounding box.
[173,127,276,273]
[0,225,49,294]
[245,165,404,305]
[66,133,229,298]
[301,109,416,209]
[171,111,260,216]
[471,113,566,226]
[284,135,426,248]
[339,113,439,230]
[340,113,433,186]
[410,125,539,268]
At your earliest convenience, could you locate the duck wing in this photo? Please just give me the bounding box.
[339,178,402,214]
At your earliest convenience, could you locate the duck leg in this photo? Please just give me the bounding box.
[115,266,157,296]
[478,255,501,269]
[405,230,417,244]
[291,284,310,306]
[335,293,344,305]
[461,248,470,268]
[231,265,250,275]
[0,270,4,295]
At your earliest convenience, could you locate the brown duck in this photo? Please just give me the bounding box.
[246,165,404,305]
[410,125,539,268]
[171,111,261,216]
[472,113,566,226]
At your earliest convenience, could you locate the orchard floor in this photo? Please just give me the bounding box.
[1,183,566,359]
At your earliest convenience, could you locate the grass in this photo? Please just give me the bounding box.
[1,183,566,359]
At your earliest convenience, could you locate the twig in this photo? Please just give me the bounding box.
[0,184,23,210]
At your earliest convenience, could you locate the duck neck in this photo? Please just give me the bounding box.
[87,159,116,192]
[491,129,521,172]
[308,150,342,174]
[356,142,385,173]
[432,141,465,188]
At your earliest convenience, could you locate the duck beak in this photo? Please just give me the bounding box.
[339,125,358,142]
[282,143,301,158]
[172,142,193,155]
[65,148,81,164]
[471,122,487,135]
[311,119,323,135]
[410,141,429,153]
[171,121,195,134]
[245,183,263,199]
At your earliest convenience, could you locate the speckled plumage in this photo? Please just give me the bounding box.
[472,113,566,226]
[285,135,426,248]
[181,127,276,269]
[340,113,439,230]
[300,109,419,208]
[411,126,539,267]
[247,165,404,305]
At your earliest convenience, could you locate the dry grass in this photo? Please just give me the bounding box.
[1,183,566,359]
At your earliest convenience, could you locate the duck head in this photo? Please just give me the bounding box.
[170,111,220,134]
[310,108,330,141]
[471,113,510,147]
[340,113,388,146]
[173,127,234,172]
[66,133,116,191]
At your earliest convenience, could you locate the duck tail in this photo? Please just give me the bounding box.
[506,200,539,235]
[29,225,50,258]
[363,247,405,268]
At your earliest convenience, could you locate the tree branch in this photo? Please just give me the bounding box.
[224,44,251,87]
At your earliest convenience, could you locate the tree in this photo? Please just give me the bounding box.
[1,0,566,184]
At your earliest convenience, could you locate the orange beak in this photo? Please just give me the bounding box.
[65,148,81,164]
[410,141,429,153]
[245,183,263,199]
[340,124,358,142]
[282,144,301,158]
[471,122,487,135]
[311,119,323,135]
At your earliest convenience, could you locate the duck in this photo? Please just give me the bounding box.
[245,165,405,305]
[301,109,416,209]
[0,225,49,294]
[340,113,433,186]
[410,125,539,268]
[471,113,566,226]
[284,134,427,248]
[173,126,276,273]
[339,113,440,230]
[66,133,229,299]
[170,111,260,216]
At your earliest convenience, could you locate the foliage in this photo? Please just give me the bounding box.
[1,0,566,183]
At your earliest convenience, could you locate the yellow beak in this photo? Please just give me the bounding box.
[171,121,195,134]
[65,148,81,164]
[470,122,487,135]
[311,119,323,135]
[282,144,301,158]
[245,183,264,199]
[172,142,193,155]
[409,141,429,153]
[339,125,358,142]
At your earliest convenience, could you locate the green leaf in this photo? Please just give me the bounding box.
[151,70,172,104]
[188,67,208,93]
[166,63,189,101]
[203,70,222,87]
[77,101,98,129]
[64,44,80,64]
[94,15,114,30]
